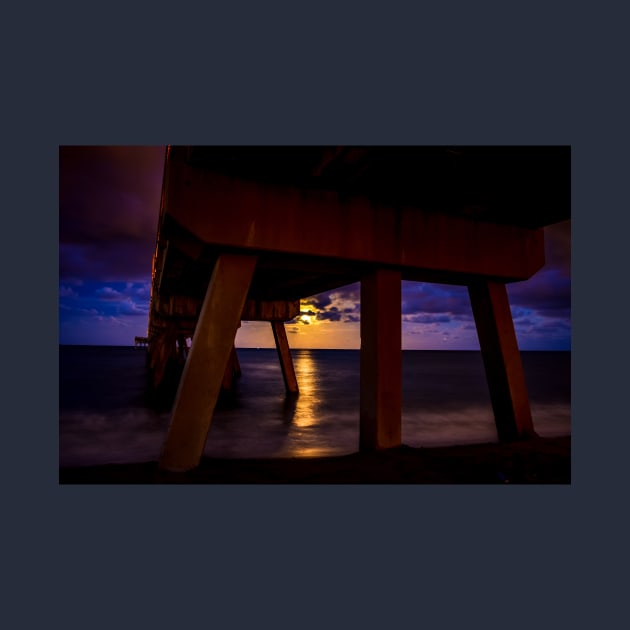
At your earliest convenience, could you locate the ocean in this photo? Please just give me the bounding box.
[59,346,571,467]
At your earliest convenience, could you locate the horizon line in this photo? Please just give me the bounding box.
[58,343,570,351]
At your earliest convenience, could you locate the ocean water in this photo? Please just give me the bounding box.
[59,346,571,467]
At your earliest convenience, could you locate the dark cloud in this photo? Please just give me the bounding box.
[513,317,538,328]
[59,281,152,338]
[330,283,360,302]
[95,287,125,301]
[316,310,342,322]
[401,282,472,317]
[532,319,571,334]
[304,294,332,310]
[117,299,150,317]
[507,268,571,318]
[540,308,572,320]
[299,286,360,324]
[59,285,78,298]
[58,149,570,349]
[59,146,165,282]
[403,314,451,324]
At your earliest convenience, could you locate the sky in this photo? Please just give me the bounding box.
[59,146,571,350]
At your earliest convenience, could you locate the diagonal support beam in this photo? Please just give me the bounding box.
[271,321,299,395]
[159,254,257,472]
[360,269,402,450]
[468,280,536,442]
[221,345,242,391]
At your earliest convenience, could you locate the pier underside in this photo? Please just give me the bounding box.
[147,146,570,472]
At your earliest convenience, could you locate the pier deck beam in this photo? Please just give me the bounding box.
[468,280,536,441]
[271,321,299,395]
[159,254,257,472]
[360,269,402,450]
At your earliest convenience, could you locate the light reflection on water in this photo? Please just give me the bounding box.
[279,350,356,458]
[290,351,320,428]
[200,350,362,459]
[59,347,571,466]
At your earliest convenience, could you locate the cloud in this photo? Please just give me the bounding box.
[118,298,149,316]
[59,281,152,342]
[303,294,332,310]
[59,285,78,298]
[316,309,342,322]
[330,283,360,301]
[95,287,124,300]
[508,269,571,319]
[59,146,165,283]
[58,149,570,350]
[294,285,361,325]
[403,313,451,324]
[401,282,472,317]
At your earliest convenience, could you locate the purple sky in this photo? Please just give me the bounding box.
[59,146,571,350]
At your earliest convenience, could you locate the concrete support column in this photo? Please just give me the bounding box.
[149,325,178,388]
[177,335,188,363]
[221,345,241,391]
[360,269,402,450]
[271,321,299,395]
[159,254,257,471]
[232,345,241,377]
[468,280,536,442]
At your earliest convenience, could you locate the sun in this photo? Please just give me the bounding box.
[300,314,313,325]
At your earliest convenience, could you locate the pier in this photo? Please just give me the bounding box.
[147,146,570,472]
[134,336,148,348]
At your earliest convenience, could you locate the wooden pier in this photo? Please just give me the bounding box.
[147,146,570,472]
[134,336,148,348]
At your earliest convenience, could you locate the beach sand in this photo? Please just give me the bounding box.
[59,435,570,484]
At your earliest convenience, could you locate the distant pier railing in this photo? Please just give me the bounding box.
[134,336,148,348]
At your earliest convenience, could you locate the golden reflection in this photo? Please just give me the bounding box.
[292,446,339,458]
[281,350,351,458]
[290,350,320,429]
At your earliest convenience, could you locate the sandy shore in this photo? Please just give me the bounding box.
[59,435,570,484]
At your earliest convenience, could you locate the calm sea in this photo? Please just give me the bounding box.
[59,346,571,467]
